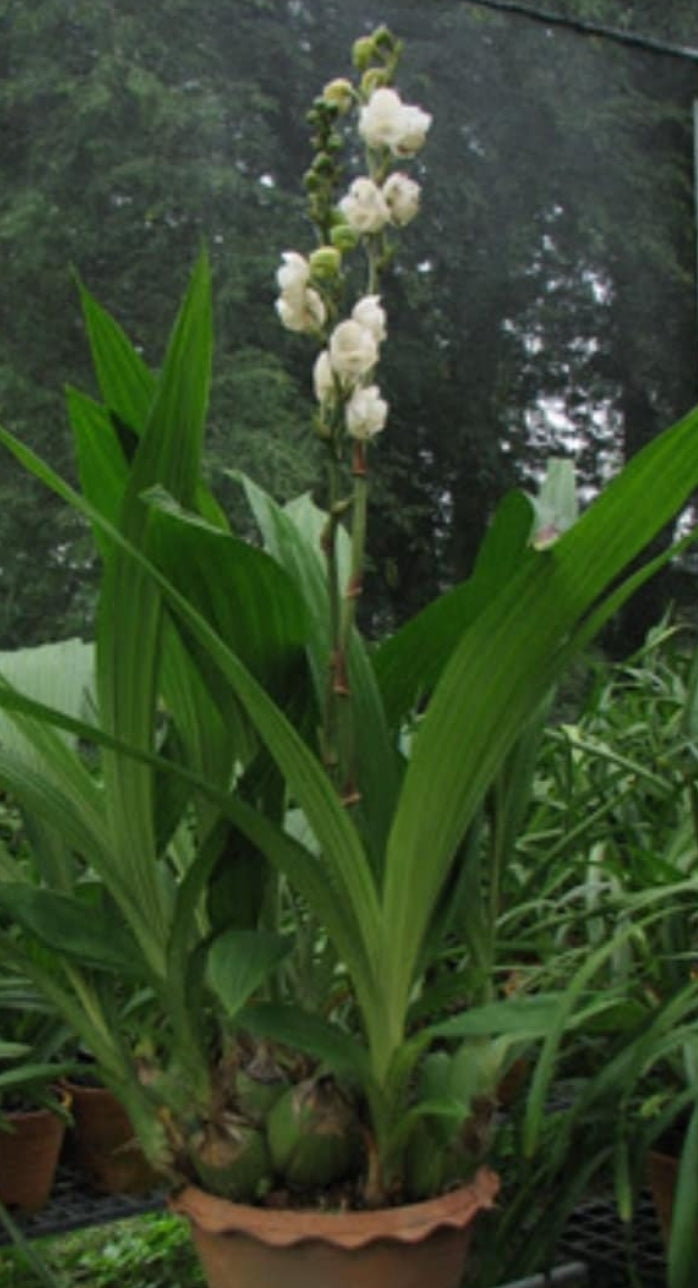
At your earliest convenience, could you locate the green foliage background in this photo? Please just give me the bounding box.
[0,1214,202,1288]
[0,0,696,646]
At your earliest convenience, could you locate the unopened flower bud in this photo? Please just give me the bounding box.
[352,35,375,71]
[372,25,395,53]
[330,223,360,253]
[312,151,335,176]
[322,77,355,114]
[309,245,342,279]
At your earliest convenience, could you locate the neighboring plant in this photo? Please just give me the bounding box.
[474,629,698,1287]
[485,624,697,998]
[0,1213,202,1288]
[0,1202,66,1288]
[0,24,697,1225]
[0,977,76,1119]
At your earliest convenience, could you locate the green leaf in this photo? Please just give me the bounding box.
[0,639,95,747]
[0,1062,76,1094]
[67,387,130,552]
[238,1001,371,1084]
[381,402,698,1036]
[145,487,308,698]
[426,994,563,1041]
[239,478,401,863]
[0,640,106,891]
[95,248,214,961]
[374,488,534,728]
[0,324,384,1014]
[0,885,146,976]
[0,666,371,996]
[668,1099,698,1288]
[160,616,242,797]
[77,276,156,434]
[0,1042,31,1061]
[523,926,639,1157]
[207,930,292,1021]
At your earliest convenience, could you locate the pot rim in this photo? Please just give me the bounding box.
[3,1086,72,1126]
[170,1165,499,1249]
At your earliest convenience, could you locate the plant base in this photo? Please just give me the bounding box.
[171,1168,499,1288]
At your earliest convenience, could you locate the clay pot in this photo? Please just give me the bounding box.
[646,1149,677,1245]
[647,1147,698,1257]
[171,1166,499,1288]
[0,1095,69,1215]
[66,1082,159,1195]
[496,1057,528,1107]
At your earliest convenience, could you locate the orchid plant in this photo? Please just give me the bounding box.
[0,25,696,1217]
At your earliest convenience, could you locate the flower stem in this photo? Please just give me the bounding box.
[321,453,343,781]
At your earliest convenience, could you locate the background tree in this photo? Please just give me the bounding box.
[0,0,696,646]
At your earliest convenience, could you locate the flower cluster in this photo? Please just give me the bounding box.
[312,296,389,441]
[339,170,421,235]
[358,87,431,157]
[274,30,430,447]
[275,252,326,335]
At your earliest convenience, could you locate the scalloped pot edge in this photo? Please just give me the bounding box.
[170,1164,500,1249]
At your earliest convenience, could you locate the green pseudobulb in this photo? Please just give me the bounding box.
[188,1113,271,1201]
[267,1077,361,1190]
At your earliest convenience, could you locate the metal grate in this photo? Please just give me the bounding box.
[0,1164,164,1246]
[557,1191,666,1288]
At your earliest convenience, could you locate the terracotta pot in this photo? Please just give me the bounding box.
[496,1057,528,1107]
[171,1166,499,1288]
[0,1095,69,1215]
[66,1082,159,1195]
[645,1145,698,1257]
[647,1148,698,1255]
[647,1149,677,1245]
